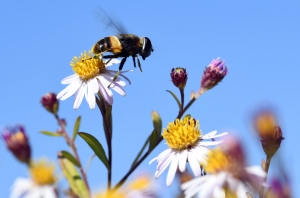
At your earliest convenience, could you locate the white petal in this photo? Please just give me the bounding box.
[149,157,157,165]
[111,83,126,96]
[40,186,57,198]
[202,131,228,139]
[98,77,113,105]
[190,148,207,164]
[166,153,179,186]
[200,140,223,146]
[105,69,132,85]
[245,166,266,178]
[73,84,86,109]
[9,178,33,198]
[188,151,201,176]
[201,130,218,139]
[86,82,96,109]
[155,152,174,179]
[57,81,81,100]
[179,150,187,172]
[105,59,121,66]
[102,72,127,87]
[61,74,79,84]
[156,149,172,164]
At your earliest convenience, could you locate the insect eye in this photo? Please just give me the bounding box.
[139,37,153,60]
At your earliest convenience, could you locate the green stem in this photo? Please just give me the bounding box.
[54,114,91,197]
[112,93,201,192]
[259,155,272,198]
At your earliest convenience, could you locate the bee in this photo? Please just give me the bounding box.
[92,7,154,88]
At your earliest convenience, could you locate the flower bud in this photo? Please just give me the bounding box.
[2,125,31,164]
[201,58,228,91]
[221,135,245,168]
[41,92,59,114]
[253,110,284,157]
[170,67,188,89]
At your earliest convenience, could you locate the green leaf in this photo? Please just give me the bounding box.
[151,111,162,135]
[58,152,89,198]
[40,130,62,137]
[72,116,81,142]
[131,137,150,168]
[149,130,158,151]
[61,150,81,168]
[78,132,110,170]
[166,90,181,109]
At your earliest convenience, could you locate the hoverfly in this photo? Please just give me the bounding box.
[92,6,154,88]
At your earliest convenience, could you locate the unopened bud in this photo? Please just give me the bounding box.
[41,92,59,114]
[201,58,228,91]
[170,67,188,89]
[254,111,284,157]
[2,125,31,164]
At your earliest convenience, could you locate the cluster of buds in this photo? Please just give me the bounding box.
[2,125,31,164]
[170,67,188,90]
[40,92,59,114]
[201,57,228,91]
[253,110,284,157]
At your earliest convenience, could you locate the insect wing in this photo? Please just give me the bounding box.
[93,6,128,34]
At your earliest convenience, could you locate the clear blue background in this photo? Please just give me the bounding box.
[0,1,298,197]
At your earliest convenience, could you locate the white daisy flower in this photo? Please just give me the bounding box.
[181,148,267,198]
[10,159,58,198]
[57,51,132,109]
[149,117,228,186]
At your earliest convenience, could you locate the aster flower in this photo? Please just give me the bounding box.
[2,125,31,164]
[10,158,58,198]
[149,117,228,186]
[170,67,188,89]
[57,51,132,109]
[181,147,267,198]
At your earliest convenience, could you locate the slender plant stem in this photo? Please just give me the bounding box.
[259,155,272,198]
[112,90,201,192]
[179,88,184,115]
[54,114,91,196]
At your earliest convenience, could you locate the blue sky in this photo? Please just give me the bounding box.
[0,1,299,197]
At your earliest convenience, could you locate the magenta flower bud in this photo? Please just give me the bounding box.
[221,135,245,167]
[201,58,228,90]
[2,125,31,164]
[170,67,188,89]
[41,92,59,114]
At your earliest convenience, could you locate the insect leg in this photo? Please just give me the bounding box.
[136,56,143,72]
[132,56,137,68]
[108,57,127,88]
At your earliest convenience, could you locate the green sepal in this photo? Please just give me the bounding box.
[78,132,110,170]
[58,152,89,198]
[149,130,158,151]
[40,130,62,137]
[72,116,81,142]
[166,90,181,109]
[61,150,81,168]
[151,111,162,135]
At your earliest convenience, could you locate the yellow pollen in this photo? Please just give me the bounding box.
[29,159,56,186]
[203,148,231,174]
[162,117,201,150]
[71,50,106,81]
[223,186,238,198]
[94,190,126,198]
[128,176,150,190]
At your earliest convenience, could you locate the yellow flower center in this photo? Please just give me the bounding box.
[94,190,126,198]
[162,117,201,150]
[29,159,56,186]
[71,50,106,81]
[203,148,231,174]
[128,176,150,190]
[224,186,238,198]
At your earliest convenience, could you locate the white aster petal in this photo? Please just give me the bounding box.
[10,178,33,198]
[179,149,188,172]
[200,140,223,146]
[166,153,179,186]
[105,59,121,66]
[57,80,81,100]
[73,84,86,109]
[61,74,79,84]
[155,152,175,179]
[156,148,172,164]
[188,151,201,177]
[110,82,126,96]
[98,77,113,105]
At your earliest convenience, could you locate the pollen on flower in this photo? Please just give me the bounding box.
[29,159,56,186]
[204,147,231,174]
[94,190,126,198]
[128,176,150,190]
[162,117,201,150]
[71,50,106,81]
